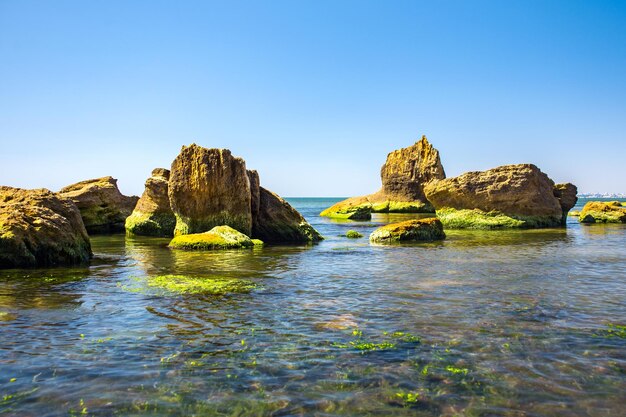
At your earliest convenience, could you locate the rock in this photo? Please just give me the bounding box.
[59,177,139,234]
[168,225,257,250]
[553,183,578,222]
[345,230,363,238]
[125,168,176,237]
[168,144,252,236]
[252,187,323,244]
[0,186,92,268]
[248,170,260,222]
[320,136,444,219]
[424,164,570,228]
[579,201,626,223]
[369,218,445,243]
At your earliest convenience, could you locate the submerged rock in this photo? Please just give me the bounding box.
[579,201,626,224]
[125,168,176,237]
[369,218,445,243]
[345,230,363,238]
[59,177,138,233]
[321,136,445,219]
[169,225,259,250]
[168,144,252,236]
[252,187,323,244]
[0,186,92,268]
[424,164,572,229]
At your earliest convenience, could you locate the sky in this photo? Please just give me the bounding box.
[1,0,625,197]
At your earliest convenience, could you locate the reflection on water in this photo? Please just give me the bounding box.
[1,198,625,416]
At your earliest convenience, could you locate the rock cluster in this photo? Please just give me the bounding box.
[424,164,577,229]
[369,218,445,243]
[321,136,445,219]
[59,177,138,233]
[125,169,175,237]
[127,144,322,245]
[0,186,92,267]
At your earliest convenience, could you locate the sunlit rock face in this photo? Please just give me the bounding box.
[125,168,176,237]
[0,186,92,268]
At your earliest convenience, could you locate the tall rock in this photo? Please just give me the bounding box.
[1,186,92,268]
[424,164,576,228]
[381,135,446,201]
[168,144,252,236]
[59,177,139,234]
[553,183,578,223]
[252,187,323,244]
[320,135,445,219]
[125,168,176,237]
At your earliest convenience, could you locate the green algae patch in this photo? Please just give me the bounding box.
[568,210,580,217]
[435,208,561,229]
[595,323,626,339]
[345,230,363,239]
[320,198,434,220]
[386,200,432,213]
[370,218,445,243]
[125,211,176,237]
[169,225,255,250]
[147,275,257,295]
[579,201,626,224]
[251,239,264,246]
[320,203,372,220]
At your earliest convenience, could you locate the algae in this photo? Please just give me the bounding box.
[435,208,562,229]
[370,218,445,243]
[144,275,257,295]
[169,225,256,250]
[345,230,363,238]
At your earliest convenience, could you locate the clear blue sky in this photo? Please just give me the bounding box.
[1,0,625,197]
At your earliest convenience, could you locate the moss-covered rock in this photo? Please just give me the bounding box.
[568,210,580,217]
[369,218,445,243]
[1,186,92,268]
[579,201,626,224]
[168,225,258,250]
[345,230,363,238]
[125,168,176,237]
[59,177,138,234]
[320,193,433,220]
[320,199,373,220]
[435,207,562,229]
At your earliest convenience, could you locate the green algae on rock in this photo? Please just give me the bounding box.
[579,201,626,224]
[434,208,561,229]
[146,275,257,295]
[345,230,363,238]
[125,168,176,237]
[369,218,445,243]
[168,225,258,250]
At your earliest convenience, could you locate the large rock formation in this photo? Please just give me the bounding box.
[125,169,176,237]
[59,177,138,234]
[166,144,322,243]
[424,164,577,229]
[553,183,578,224]
[579,201,626,224]
[252,187,323,244]
[369,218,445,243]
[0,186,92,268]
[320,136,445,219]
[168,145,252,236]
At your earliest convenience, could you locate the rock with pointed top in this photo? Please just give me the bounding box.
[1,186,92,268]
[59,177,138,234]
[125,168,176,237]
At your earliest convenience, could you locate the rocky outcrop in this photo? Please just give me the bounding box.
[168,145,252,236]
[424,164,575,229]
[169,225,262,250]
[252,187,323,244]
[59,177,138,234]
[369,218,445,243]
[125,169,176,237]
[0,186,92,268]
[320,136,445,219]
[553,183,578,222]
[165,144,321,244]
[579,201,626,223]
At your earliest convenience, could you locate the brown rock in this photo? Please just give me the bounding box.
[320,136,445,219]
[59,177,139,234]
[0,186,92,268]
[553,183,578,222]
[248,170,260,222]
[125,169,176,237]
[424,164,567,228]
[168,144,252,236]
[252,187,323,244]
[381,135,446,201]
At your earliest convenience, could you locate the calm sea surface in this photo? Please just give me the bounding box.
[1,198,625,416]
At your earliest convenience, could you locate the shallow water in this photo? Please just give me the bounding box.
[1,198,625,416]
